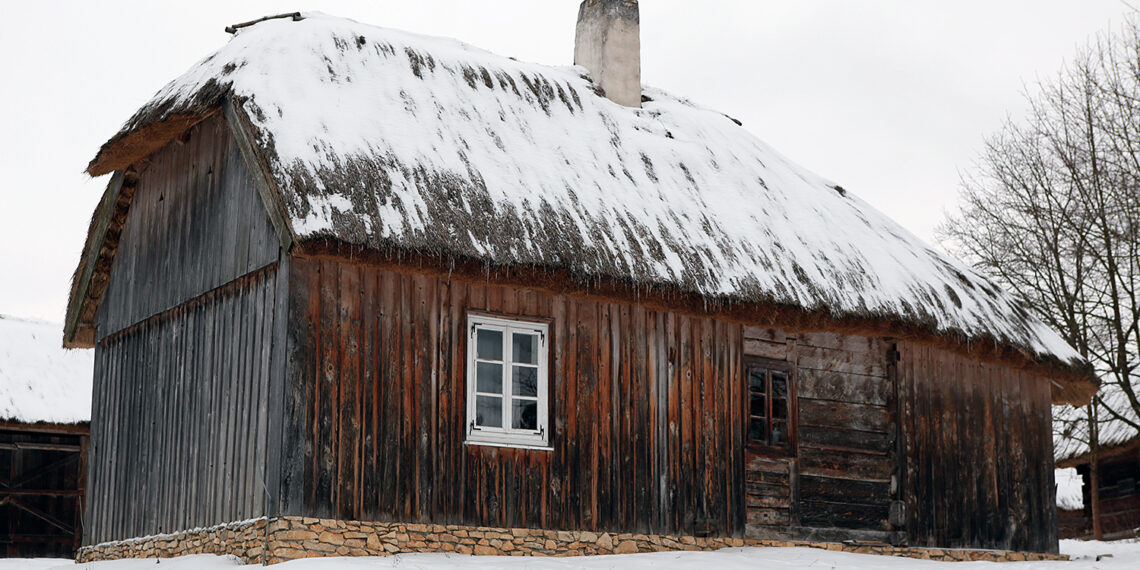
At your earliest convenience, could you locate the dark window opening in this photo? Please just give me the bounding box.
[746,360,794,453]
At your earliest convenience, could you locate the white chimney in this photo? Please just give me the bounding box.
[574,0,641,108]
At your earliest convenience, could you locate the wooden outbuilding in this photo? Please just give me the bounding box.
[1055,398,1140,540]
[1,315,92,558]
[66,5,1095,563]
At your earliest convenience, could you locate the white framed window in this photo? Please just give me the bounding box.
[466,314,550,448]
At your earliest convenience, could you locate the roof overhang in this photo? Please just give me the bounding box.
[291,237,1100,406]
[64,102,292,348]
[1058,434,1140,468]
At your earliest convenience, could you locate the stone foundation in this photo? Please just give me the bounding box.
[78,516,1068,564]
[76,518,267,563]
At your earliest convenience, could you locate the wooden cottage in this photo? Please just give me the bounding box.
[66,5,1095,563]
[1,315,92,558]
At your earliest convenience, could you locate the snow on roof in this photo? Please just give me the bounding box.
[1055,467,1084,510]
[1054,381,1140,463]
[86,13,1083,368]
[0,315,93,424]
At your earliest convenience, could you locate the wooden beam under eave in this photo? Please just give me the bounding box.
[63,171,124,348]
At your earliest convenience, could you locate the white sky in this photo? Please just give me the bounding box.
[0,0,1132,323]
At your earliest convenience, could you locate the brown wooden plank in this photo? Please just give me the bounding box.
[799,499,890,530]
[798,448,891,482]
[743,338,787,361]
[797,369,890,406]
[746,507,790,526]
[798,426,892,454]
[797,344,886,377]
[798,399,889,433]
[742,327,787,344]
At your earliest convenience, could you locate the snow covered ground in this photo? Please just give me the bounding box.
[4,540,1139,570]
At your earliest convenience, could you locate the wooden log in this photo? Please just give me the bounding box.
[797,369,890,406]
[743,338,787,360]
[797,344,886,377]
[798,449,891,482]
[798,399,889,433]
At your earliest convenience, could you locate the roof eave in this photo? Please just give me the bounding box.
[290,237,1098,404]
[64,169,129,349]
[1057,434,1140,468]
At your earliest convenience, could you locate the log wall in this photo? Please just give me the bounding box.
[898,341,1058,553]
[741,327,896,543]
[1064,454,1140,539]
[279,257,746,538]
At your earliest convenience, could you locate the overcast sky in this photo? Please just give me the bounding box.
[0,0,1133,323]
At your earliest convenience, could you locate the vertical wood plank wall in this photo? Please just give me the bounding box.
[283,257,745,538]
[86,267,279,544]
[742,328,895,543]
[898,341,1058,553]
[85,112,282,545]
[96,113,278,337]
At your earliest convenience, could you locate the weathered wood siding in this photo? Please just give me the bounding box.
[898,341,1057,553]
[96,113,278,336]
[85,266,280,544]
[280,257,745,537]
[742,328,896,543]
[85,113,284,545]
[1070,456,1140,539]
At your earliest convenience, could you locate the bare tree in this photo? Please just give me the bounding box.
[940,18,1140,539]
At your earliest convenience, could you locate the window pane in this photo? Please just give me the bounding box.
[772,372,788,397]
[513,365,538,397]
[476,395,502,428]
[749,417,767,443]
[748,369,766,392]
[477,329,503,360]
[750,393,767,417]
[771,420,787,445]
[513,333,538,364]
[476,362,503,394]
[512,399,538,430]
[773,398,787,420]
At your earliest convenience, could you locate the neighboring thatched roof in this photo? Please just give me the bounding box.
[70,13,1094,400]
[1055,383,1140,466]
[1,315,92,425]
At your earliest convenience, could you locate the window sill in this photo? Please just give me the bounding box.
[464,439,553,451]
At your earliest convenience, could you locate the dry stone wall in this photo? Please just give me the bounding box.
[76,518,267,563]
[77,516,1068,564]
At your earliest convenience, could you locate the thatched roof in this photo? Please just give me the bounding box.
[1,315,92,425]
[1055,383,1139,465]
[72,13,1093,400]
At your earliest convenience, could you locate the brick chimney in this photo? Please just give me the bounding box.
[574,0,641,108]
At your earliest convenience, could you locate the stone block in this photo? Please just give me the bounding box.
[277,529,318,541]
[614,541,638,554]
[320,531,345,545]
[597,533,613,549]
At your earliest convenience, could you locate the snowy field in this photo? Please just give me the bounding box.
[4,541,1138,570]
